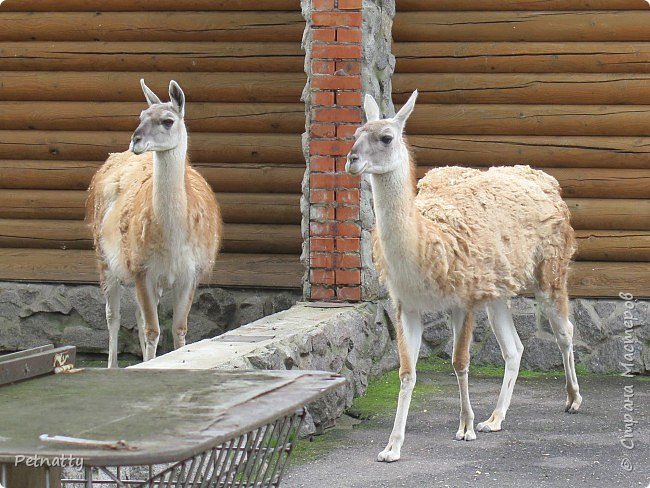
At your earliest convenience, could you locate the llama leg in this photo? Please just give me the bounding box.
[135,306,146,359]
[478,299,523,433]
[104,277,122,369]
[134,274,160,362]
[171,282,195,349]
[378,307,422,463]
[451,307,476,441]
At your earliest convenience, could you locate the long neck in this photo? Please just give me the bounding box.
[152,125,188,232]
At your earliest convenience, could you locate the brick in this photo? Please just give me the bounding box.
[336,91,362,106]
[337,286,361,301]
[311,268,335,284]
[338,222,361,236]
[312,11,362,28]
[310,139,354,156]
[310,205,335,220]
[336,253,361,268]
[312,28,336,42]
[311,237,335,251]
[336,237,360,252]
[312,44,362,60]
[336,157,350,172]
[310,156,335,172]
[337,0,362,9]
[336,269,361,285]
[336,60,360,75]
[336,188,359,204]
[312,91,335,106]
[313,107,361,123]
[313,0,335,10]
[310,189,335,203]
[311,285,335,300]
[310,252,335,268]
[336,206,360,220]
[337,124,358,138]
[310,123,336,138]
[310,221,360,237]
[312,75,361,90]
[336,29,362,43]
[311,60,335,75]
[311,173,337,189]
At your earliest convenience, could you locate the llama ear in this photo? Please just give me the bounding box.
[363,94,381,122]
[140,79,161,106]
[394,90,418,130]
[169,80,185,117]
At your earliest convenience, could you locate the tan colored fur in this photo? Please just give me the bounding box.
[452,309,474,373]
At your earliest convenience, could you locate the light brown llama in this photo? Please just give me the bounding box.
[86,80,222,368]
[346,91,581,462]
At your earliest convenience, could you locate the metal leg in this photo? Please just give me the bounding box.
[1,464,7,486]
[85,466,93,488]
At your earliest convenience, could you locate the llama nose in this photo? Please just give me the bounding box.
[348,153,359,163]
[132,135,142,144]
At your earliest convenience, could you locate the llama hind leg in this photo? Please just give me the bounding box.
[378,307,422,463]
[478,299,523,433]
[451,307,476,441]
[104,276,122,369]
[171,281,195,349]
[134,274,161,362]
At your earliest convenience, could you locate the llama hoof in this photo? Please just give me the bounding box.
[377,447,400,463]
[455,430,476,441]
[565,393,582,414]
[477,421,502,433]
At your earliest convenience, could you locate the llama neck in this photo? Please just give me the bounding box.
[152,128,188,232]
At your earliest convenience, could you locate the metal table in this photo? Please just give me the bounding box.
[0,367,345,487]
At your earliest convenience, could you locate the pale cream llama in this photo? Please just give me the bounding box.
[346,91,581,462]
[86,80,222,368]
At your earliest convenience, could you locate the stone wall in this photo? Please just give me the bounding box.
[0,282,300,357]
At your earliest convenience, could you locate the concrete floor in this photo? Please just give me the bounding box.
[284,372,649,488]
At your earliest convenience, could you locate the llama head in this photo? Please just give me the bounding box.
[345,90,418,176]
[130,79,187,155]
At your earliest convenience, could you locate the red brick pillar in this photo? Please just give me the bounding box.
[304,0,363,302]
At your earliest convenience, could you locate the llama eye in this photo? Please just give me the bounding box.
[380,135,393,144]
[162,119,174,129]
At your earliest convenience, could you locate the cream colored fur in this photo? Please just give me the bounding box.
[347,91,582,462]
[86,80,221,368]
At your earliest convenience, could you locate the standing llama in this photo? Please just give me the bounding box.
[346,91,581,462]
[86,79,222,368]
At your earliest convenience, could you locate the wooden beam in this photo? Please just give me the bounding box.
[2,0,301,11]
[575,230,650,261]
[567,199,650,230]
[0,249,302,288]
[397,0,648,11]
[569,261,650,298]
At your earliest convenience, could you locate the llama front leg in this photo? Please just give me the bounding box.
[171,281,195,349]
[451,307,476,441]
[378,307,422,463]
[134,274,161,362]
[104,277,122,369]
[478,299,523,433]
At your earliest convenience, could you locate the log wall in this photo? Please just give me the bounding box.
[395,0,650,297]
[0,0,304,289]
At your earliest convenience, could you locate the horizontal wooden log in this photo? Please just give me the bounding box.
[392,73,650,105]
[2,0,300,11]
[0,13,304,42]
[0,131,303,164]
[0,72,305,103]
[569,261,650,297]
[575,231,650,261]
[394,12,650,42]
[0,220,301,254]
[567,199,650,230]
[416,167,650,199]
[395,42,650,74]
[397,0,648,10]
[0,190,301,224]
[0,42,304,73]
[406,105,650,137]
[0,102,305,133]
[0,161,304,193]
[408,135,650,169]
[0,249,302,288]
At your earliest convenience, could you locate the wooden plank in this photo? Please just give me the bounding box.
[0,161,304,193]
[0,42,304,73]
[406,104,650,137]
[569,261,650,298]
[416,167,650,199]
[0,190,301,224]
[567,199,650,230]
[0,249,303,288]
[2,0,301,11]
[408,135,650,169]
[394,12,650,42]
[0,72,305,103]
[0,131,303,164]
[392,73,650,105]
[397,0,649,10]
[0,13,304,42]
[0,102,305,133]
[394,42,650,74]
[575,231,650,261]
[0,220,301,254]
[0,345,75,386]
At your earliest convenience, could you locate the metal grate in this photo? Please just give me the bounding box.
[59,409,304,488]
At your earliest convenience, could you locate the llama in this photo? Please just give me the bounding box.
[346,91,581,462]
[86,79,222,368]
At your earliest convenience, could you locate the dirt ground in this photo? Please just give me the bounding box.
[284,367,649,488]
